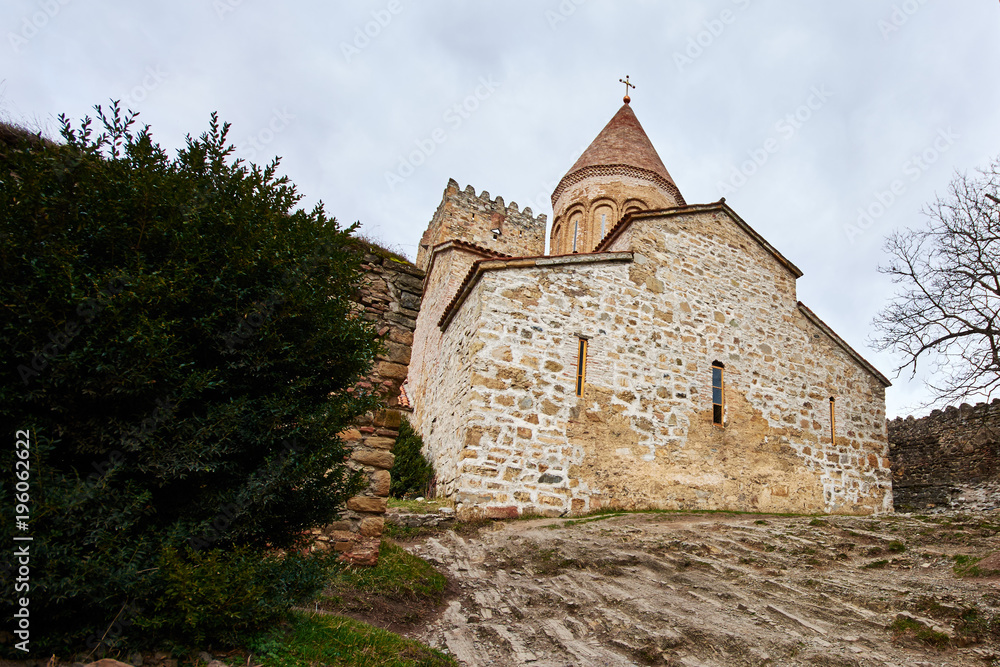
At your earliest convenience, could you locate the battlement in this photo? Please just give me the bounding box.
[416,179,547,271]
[888,399,1000,511]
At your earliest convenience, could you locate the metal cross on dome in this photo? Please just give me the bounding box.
[619,75,635,103]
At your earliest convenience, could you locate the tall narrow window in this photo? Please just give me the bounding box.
[829,396,836,443]
[576,337,588,396]
[711,362,725,424]
[572,219,579,253]
[600,213,606,239]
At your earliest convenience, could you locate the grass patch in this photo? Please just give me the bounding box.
[319,540,450,629]
[554,512,628,528]
[326,541,446,601]
[863,559,889,569]
[384,521,442,541]
[807,518,826,527]
[248,611,456,666]
[388,497,454,514]
[890,615,950,647]
[952,554,999,578]
[887,540,907,553]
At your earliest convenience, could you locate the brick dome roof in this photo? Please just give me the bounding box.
[552,103,684,206]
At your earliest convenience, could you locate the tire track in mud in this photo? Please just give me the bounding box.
[404,511,1000,666]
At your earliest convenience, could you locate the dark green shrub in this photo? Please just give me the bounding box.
[0,105,380,655]
[136,547,335,647]
[390,417,434,498]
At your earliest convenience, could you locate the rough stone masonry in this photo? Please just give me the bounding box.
[317,245,424,565]
[407,99,894,519]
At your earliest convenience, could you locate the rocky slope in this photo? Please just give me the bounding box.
[403,511,1000,666]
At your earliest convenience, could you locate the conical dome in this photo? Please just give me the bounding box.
[550,103,684,255]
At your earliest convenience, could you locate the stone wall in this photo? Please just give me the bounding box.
[888,399,1000,511]
[415,180,547,271]
[413,203,892,518]
[320,246,424,565]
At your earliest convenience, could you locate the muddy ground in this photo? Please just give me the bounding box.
[399,510,1000,666]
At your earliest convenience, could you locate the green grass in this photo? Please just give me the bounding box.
[863,559,889,569]
[248,611,456,666]
[952,554,999,578]
[887,540,907,553]
[890,616,950,647]
[546,512,628,529]
[326,541,446,600]
[387,497,454,514]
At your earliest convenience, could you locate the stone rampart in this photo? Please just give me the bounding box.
[415,179,547,271]
[321,246,424,565]
[888,399,1000,511]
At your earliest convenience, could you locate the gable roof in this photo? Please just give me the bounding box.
[594,200,804,279]
[797,302,892,387]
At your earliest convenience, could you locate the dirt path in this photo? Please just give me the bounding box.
[402,511,1000,666]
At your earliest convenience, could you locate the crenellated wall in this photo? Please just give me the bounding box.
[888,399,1000,511]
[415,179,547,271]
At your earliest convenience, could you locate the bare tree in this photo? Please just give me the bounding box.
[873,155,1000,404]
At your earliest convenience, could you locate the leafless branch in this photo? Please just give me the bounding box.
[873,155,1000,406]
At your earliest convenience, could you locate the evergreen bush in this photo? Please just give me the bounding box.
[389,417,434,498]
[0,104,380,654]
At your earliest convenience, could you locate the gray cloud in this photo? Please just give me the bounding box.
[3,0,998,418]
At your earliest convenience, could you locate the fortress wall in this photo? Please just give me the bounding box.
[322,246,424,565]
[888,400,1000,511]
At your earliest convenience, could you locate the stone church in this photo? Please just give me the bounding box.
[406,93,893,518]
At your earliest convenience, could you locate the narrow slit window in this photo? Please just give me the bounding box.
[572,220,579,253]
[600,213,606,239]
[576,337,588,396]
[711,362,724,425]
[829,396,836,443]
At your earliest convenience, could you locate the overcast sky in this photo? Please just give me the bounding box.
[4,1,998,419]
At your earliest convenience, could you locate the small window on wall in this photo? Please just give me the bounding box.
[829,396,836,443]
[711,362,724,424]
[576,337,588,396]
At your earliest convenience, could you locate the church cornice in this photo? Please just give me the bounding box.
[551,164,686,209]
